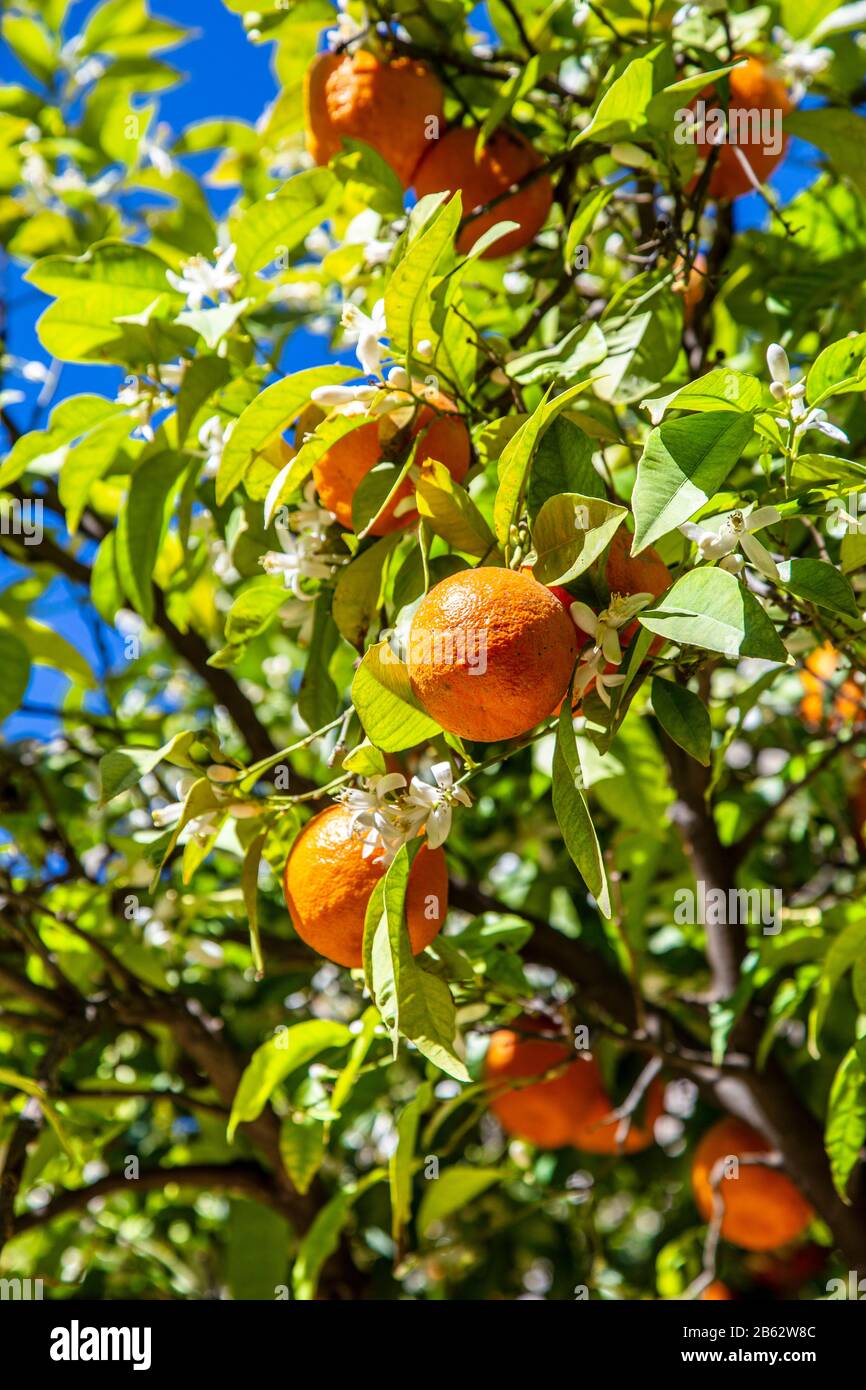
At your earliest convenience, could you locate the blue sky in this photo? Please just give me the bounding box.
[0,0,827,741]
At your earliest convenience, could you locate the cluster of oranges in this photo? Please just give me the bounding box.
[284,539,672,968]
[486,1028,812,1263]
[304,47,553,259]
[284,41,809,1279]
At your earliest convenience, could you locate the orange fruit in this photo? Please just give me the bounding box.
[746,1243,827,1292]
[690,56,792,201]
[407,567,578,742]
[799,643,864,729]
[313,388,470,534]
[413,126,553,259]
[282,803,447,968]
[691,1117,812,1252]
[700,1281,733,1301]
[304,49,443,187]
[485,1021,663,1152]
[604,529,672,608]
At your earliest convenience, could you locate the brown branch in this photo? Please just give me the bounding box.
[11,1162,281,1237]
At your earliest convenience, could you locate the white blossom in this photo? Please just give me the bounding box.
[570,592,654,666]
[166,243,241,310]
[680,505,782,580]
[197,415,235,477]
[341,297,388,377]
[404,762,472,849]
[766,342,849,446]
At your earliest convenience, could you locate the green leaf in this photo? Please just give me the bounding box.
[176,354,231,444]
[494,381,593,547]
[241,828,268,977]
[573,55,655,145]
[116,450,188,623]
[825,1045,866,1203]
[1,16,58,85]
[552,700,611,918]
[332,534,400,649]
[526,417,604,519]
[227,1021,353,1141]
[330,1007,379,1116]
[352,641,442,752]
[225,1200,289,1300]
[0,615,95,690]
[646,62,740,131]
[217,365,359,505]
[631,412,754,554]
[177,300,249,349]
[415,459,497,558]
[806,332,866,405]
[292,1191,353,1300]
[297,592,340,731]
[231,168,341,276]
[25,239,174,299]
[776,558,860,620]
[641,369,766,425]
[507,322,607,387]
[640,567,788,662]
[389,1081,431,1242]
[786,108,866,198]
[0,1067,77,1161]
[98,731,202,805]
[0,632,32,719]
[565,185,617,266]
[417,1165,504,1238]
[385,194,461,355]
[651,678,711,766]
[225,583,286,645]
[532,492,627,586]
[279,1115,326,1196]
[58,414,132,533]
[809,918,866,1053]
[363,846,469,1082]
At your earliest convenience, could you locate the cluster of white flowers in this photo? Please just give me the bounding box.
[569,593,654,708]
[166,243,241,310]
[340,297,388,376]
[21,144,120,209]
[325,0,365,50]
[116,377,174,442]
[197,415,235,478]
[339,762,472,863]
[260,482,345,604]
[311,364,414,419]
[681,505,782,579]
[767,342,848,446]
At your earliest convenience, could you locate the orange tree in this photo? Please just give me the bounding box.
[2,0,866,1302]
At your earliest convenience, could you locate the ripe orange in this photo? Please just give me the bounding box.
[413,126,553,259]
[485,1021,663,1152]
[605,529,672,607]
[313,388,470,534]
[691,1117,812,1252]
[282,803,447,969]
[700,1281,733,1301]
[691,56,792,201]
[799,643,864,729]
[407,567,578,742]
[304,49,443,187]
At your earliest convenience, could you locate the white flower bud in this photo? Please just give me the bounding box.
[767,343,790,386]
